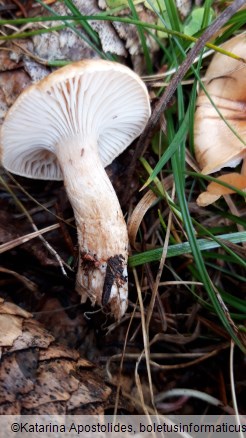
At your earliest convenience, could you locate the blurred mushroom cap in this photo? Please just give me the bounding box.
[196,172,246,206]
[194,33,246,175]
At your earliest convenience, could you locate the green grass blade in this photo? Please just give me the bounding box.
[128,0,153,73]
[35,0,110,59]
[63,0,100,45]
[128,232,246,266]
[141,111,189,189]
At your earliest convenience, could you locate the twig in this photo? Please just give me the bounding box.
[11,0,27,17]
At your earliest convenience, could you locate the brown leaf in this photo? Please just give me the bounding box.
[0,353,35,404]
[0,299,112,414]
[21,360,79,408]
[0,401,21,415]
[39,344,79,361]
[128,190,158,249]
[0,315,23,347]
[8,319,55,352]
[22,400,66,415]
[0,69,31,119]
[67,371,112,410]
[0,300,32,348]
[0,50,23,72]
[0,299,32,318]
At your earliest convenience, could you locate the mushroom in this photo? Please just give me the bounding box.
[0,60,151,319]
[194,33,246,206]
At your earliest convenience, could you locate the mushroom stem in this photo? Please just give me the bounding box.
[57,135,128,319]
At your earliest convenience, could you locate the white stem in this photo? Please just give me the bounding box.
[57,135,128,319]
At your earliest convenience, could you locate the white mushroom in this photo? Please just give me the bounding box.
[0,60,151,319]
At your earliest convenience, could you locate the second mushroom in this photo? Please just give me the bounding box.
[0,60,151,319]
[194,33,246,206]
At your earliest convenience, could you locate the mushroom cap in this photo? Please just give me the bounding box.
[194,33,246,175]
[0,60,151,180]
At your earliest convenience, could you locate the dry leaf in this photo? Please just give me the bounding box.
[98,2,159,73]
[74,0,126,56]
[0,299,112,414]
[0,69,31,120]
[128,190,158,248]
[0,315,23,347]
[29,0,125,62]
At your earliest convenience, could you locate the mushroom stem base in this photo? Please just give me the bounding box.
[76,252,128,320]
